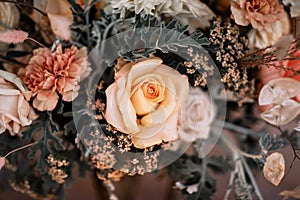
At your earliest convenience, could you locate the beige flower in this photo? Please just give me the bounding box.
[178,87,215,142]
[259,78,300,126]
[231,0,285,31]
[247,12,290,49]
[109,0,215,29]
[21,45,91,111]
[105,57,189,148]
[263,152,285,186]
[46,0,104,40]
[0,77,37,136]
[46,0,73,40]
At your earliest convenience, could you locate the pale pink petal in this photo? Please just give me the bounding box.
[0,157,5,170]
[47,13,72,40]
[0,30,28,44]
[33,91,59,111]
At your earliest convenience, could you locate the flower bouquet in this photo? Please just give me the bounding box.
[0,0,300,199]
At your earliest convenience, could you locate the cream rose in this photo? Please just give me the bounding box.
[0,77,37,136]
[178,87,215,142]
[105,57,189,149]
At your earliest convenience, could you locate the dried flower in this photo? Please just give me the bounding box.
[263,152,285,186]
[280,185,300,200]
[105,57,189,148]
[178,87,215,142]
[259,78,300,126]
[21,44,91,111]
[0,30,28,44]
[231,0,285,31]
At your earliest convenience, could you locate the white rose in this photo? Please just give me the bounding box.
[105,57,189,148]
[178,87,215,142]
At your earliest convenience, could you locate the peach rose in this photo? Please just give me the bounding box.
[0,77,37,136]
[178,87,215,142]
[105,57,189,149]
[21,45,91,111]
[231,0,285,31]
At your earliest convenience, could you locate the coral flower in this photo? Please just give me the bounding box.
[21,45,91,111]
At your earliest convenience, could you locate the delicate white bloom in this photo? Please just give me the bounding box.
[259,78,300,126]
[109,0,215,29]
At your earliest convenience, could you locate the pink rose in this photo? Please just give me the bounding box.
[0,77,37,135]
[105,57,189,149]
[178,87,215,142]
[21,44,91,111]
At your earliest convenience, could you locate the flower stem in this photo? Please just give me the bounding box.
[239,151,263,160]
[3,141,38,158]
[219,132,263,200]
[27,37,47,48]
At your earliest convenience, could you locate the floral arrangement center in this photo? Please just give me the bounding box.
[105,56,189,149]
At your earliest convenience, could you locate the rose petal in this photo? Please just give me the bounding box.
[105,82,129,134]
[131,133,163,149]
[140,78,177,126]
[131,87,157,116]
[116,76,139,133]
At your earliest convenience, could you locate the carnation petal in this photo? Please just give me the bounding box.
[33,91,59,111]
